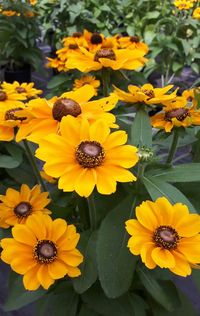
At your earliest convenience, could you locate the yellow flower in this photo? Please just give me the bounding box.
[193,7,200,19]
[16,86,118,143]
[1,10,18,16]
[29,0,37,5]
[46,58,68,72]
[35,116,139,197]
[0,102,28,141]
[24,11,35,17]
[117,36,149,54]
[126,197,200,277]
[114,84,177,106]
[1,81,42,99]
[0,89,26,107]
[73,75,100,96]
[1,213,83,290]
[174,0,194,10]
[0,184,51,227]
[151,97,200,132]
[66,46,148,73]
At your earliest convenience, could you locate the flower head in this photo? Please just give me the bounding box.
[114,84,177,106]
[193,7,200,19]
[1,213,83,290]
[0,184,51,227]
[35,116,138,197]
[174,0,194,10]
[73,75,100,96]
[0,88,26,107]
[126,197,200,276]
[1,81,42,99]
[1,10,18,16]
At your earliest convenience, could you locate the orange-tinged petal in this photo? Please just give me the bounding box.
[96,167,117,195]
[51,218,67,242]
[136,201,159,232]
[103,130,127,150]
[20,184,31,201]
[66,265,81,277]
[141,242,157,269]
[37,264,54,290]
[151,247,176,268]
[125,219,151,236]
[23,265,40,291]
[175,214,200,237]
[12,225,37,246]
[170,251,191,277]
[89,120,110,144]
[59,116,81,146]
[61,84,95,103]
[48,260,68,279]
[128,236,150,255]
[75,168,96,197]
[64,249,84,267]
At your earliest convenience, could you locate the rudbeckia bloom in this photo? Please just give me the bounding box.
[46,58,68,72]
[1,213,83,290]
[114,84,177,106]
[151,97,200,132]
[35,116,139,197]
[0,89,26,107]
[174,0,194,10]
[1,10,18,16]
[1,81,42,99]
[73,75,100,96]
[66,46,147,73]
[117,36,149,54]
[126,197,200,277]
[193,7,200,19]
[0,184,51,227]
[16,86,118,143]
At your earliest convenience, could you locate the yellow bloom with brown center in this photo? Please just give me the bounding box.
[0,89,26,107]
[1,10,18,16]
[117,36,149,54]
[151,97,200,132]
[0,102,28,141]
[35,116,139,197]
[29,0,37,5]
[1,213,83,290]
[0,184,51,227]
[66,46,147,73]
[174,0,194,10]
[114,84,177,106]
[193,7,200,19]
[81,29,118,51]
[46,57,68,72]
[126,197,200,277]
[73,75,100,96]
[1,81,42,99]
[16,86,118,143]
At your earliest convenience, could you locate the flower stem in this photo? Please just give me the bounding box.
[23,140,48,192]
[101,68,110,97]
[166,129,179,165]
[87,194,97,230]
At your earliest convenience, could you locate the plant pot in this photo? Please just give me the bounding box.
[4,64,31,83]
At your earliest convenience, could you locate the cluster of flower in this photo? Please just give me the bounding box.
[174,0,200,18]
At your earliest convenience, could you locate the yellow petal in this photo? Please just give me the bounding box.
[75,168,96,197]
[12,224,37,246]
[89,120,110,144]
[51,218,67,242]
[37,264,54,290]
[48,260,68,279]
[175,214,200,237]
[136,201,159,232]
[169,251,191,277]
[141,242,157,269]
[23,265,40,291]
[151,247,176,268]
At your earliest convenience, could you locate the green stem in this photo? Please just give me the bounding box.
[87,194,97,230]
[23,140,48,192]
[166,129,179,164]
[101,68,110,97]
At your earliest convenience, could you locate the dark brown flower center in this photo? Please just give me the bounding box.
[75,141,105,168]
[0,91,7,101]
[165,108,189,122]
[34,240,57,264]
[94,48,116,62]
[14,202,32,218]
[68,43,79,49]
[130,36,140,43]
[16,87,26,93]
[72,32,82,38]
[52,98,82,122]
[5,107,26,121]
[142,89,155,99]
[91,33,103,44]
[153,225,179,250]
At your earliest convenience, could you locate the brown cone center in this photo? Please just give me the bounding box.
[142,89,155,99]
[14,202,32,218]
[165,108,189,121]
[16,87,26,93]
[130,36,140,43]
[75,141,105,168]
[91,33,103,44]
[153,225,179,250]
[52,98,82,122]
[34,240,57,264]
[68,43,79,49]
[0,91,7,101]
[72,32,82,38]
[5,107,26,121]
[94,48,116,62]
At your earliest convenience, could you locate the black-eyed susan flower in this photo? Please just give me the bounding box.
[1,10,18,16]
[2,81,42,99]
[0,89,26,107]
[35,116,139,197]
[126,197,200,277]
[46,57,68,72]
[151,97,200,132]
[1,213,83,290]
[16,86,118,143]
[117,36,149,54]
[174,0,194,10]
[193,7,200,19]
[66,46,148,73]
[73,75,100,96]
[0,184,51,227]
[114,84,177,106]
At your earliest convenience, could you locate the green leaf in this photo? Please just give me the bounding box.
[78,304,102,316]
[4,142,23,164]
[4,272,45,312]
[146,164,200,183]
[73,231,98,294]
[138,266,180,312]
[0,154,21,169]
[97,195,138,298]
[131,108,152,148]
[142,176,196,212]
[47,73,69,89]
